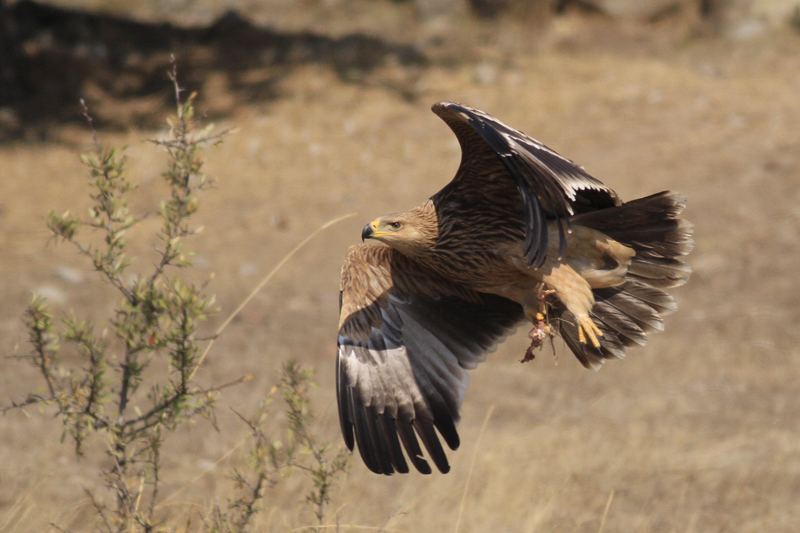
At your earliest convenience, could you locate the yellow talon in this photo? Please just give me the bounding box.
[578,315,603,348]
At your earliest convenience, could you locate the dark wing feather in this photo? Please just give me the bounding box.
[432,101,621,268]
[337,243,524,474]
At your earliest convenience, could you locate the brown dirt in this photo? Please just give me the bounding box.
[2,6,800,532]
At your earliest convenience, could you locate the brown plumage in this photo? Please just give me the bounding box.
[337,102,693,475]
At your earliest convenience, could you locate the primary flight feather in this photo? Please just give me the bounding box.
[336,102,693,475]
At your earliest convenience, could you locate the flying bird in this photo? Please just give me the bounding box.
[336,102,693,475]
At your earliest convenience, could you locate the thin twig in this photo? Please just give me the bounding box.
[150,128,234,149]
[79,98,101,153]
[59,237,135,303]
[0,474,53,531]
[189,212,357,380]
[598,489,615,533]
[168,54,184,114]
[375,506,404,533]
[453,404,495,533]
[528,477,569,533]
[0,394,51,414]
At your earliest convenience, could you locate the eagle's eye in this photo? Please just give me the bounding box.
[388,222,402,230]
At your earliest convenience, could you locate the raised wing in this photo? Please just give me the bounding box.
[432,101,621,269]
[337,243,524,474]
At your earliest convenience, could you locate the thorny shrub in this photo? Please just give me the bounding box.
[3,61,348,533]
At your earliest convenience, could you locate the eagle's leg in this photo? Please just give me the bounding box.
[537,289,556,313]
[542,263,604,350]
[576,314,603,348]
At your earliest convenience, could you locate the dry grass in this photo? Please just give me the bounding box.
[2,6,800,532]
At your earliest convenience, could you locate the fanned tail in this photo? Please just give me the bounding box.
[553,191,694,369]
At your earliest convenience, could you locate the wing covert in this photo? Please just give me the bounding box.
[337,243,524,474]
[432,101,621,268]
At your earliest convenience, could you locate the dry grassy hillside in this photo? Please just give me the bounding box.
[2,5,800,532]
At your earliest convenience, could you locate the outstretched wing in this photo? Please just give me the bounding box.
[337,243,524,475]
[432,101,621,269]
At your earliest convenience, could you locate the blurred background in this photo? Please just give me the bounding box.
[2,0,800,531]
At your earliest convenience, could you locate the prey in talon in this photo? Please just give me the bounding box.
[522,312,552,363]
[337,101,693,475]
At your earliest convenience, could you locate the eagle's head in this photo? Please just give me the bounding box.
[362,203,438,257]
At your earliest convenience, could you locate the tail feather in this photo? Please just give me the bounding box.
[594,284,664,334]
[591,301,647,346]
[614,218,694,259]
[556,309,625,370]
[573,191,694,261]
[613,280,677,315]
[572,190,688,229]
[555,191,692,369]
[628,256,691,289]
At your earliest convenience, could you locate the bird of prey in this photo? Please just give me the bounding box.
[336,102,693,475]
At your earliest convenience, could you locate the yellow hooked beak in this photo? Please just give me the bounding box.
[362,219,392,241]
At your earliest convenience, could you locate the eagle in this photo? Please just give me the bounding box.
[336,102,693,475]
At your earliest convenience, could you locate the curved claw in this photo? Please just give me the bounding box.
[577,315,603,348]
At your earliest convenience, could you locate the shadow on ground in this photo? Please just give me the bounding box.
[0,0,427,140]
